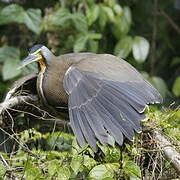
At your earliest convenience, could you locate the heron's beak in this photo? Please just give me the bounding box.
[18,54,42,69]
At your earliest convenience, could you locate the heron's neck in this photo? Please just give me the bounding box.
[41,46,55,64]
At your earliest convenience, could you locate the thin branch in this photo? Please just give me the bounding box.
[0,95,38,116]
[153,130,180,175]
[0,94,71,132]
[158,9,180,35]
[150,0,158,75]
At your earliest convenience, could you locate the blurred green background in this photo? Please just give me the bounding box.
[0,0,180,105]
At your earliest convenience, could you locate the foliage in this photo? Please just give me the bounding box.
[146,107,180,144]
[0,0,179,102]
[0,130,141,179]
[0,108,179,179]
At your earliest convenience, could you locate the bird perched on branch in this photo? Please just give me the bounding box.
[19,44,162,151]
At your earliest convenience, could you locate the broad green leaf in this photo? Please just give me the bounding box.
[132,36,150,62]
[49,8,71,26]
[72,13,88,33]
[150,76,168,99]
[88,33,102,40]
[99,5,108,29]
[2,58,21,80]
[25,162,43,180]
[104,0,116,8]
[24,9,42,34]
[73,35,88,52]
[57,167,71,180]
[172,76,180,96]
[102,6,115,23]
[0,46,20,62]
[114,36,133,58]
[123,7,132,25]
[123,161,141,180]
[113,4,123,16]
[0,161,6,178]
[70,154,83,175]
[88,39,98,53]
[0,4,24,25]
[97,144,120,163]
[83,155,97,170]
[113,16,130,39]
[171,57,180,67]
[48,159,60,176]
[88,163,119,179]
[87,5,100,25]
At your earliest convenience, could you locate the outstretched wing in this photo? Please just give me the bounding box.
[63,66,162,151]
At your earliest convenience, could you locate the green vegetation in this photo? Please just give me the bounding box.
[0,0,179,179]
[0,0,180,102]
[0,108,179,179]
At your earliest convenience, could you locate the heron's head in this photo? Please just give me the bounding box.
[19,44,54,70]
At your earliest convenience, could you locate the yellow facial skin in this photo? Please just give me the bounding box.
[19,49,46,71]
[32,50,46,71]
[38,57,46,71]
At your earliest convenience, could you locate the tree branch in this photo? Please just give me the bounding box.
[158,9,180,35]
[150,0,158,75]
[153,130,180,175]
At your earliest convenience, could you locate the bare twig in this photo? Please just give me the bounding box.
[4,73,37,101]
[0,154,10,169]
[150,0,158,75]
[158,9,180,35]
[153,130,180,175]
[0,92,71,132]
[0,95,38,117]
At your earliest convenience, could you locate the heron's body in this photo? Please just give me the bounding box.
[20,45,163,151]
[37,53,96,106]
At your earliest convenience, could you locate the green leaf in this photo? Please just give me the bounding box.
[2,58,21,80]
[113,16,130,39]
[25,161,43,180]
[0,4,24,25]
[171,57,180,67]
[123,161,141,180]
[57,167,71,180]
[88,163,119,180]
[132,36,150,62]
[102,6,115,23]
[48,159,60,176]
[114,36,133,58]
[88,39,99,53]
[49,8,71,26]
[83,155,97,170]
[0,161,6,178]
[70,154,83,175]
[123,7,132,25]
[24,8,42,34]
[0,46,21,80]
[72,13,88,33]
[0,46,20,62]
[88,33,102,40]
[104,0,116,8]
[172,76,180,97]
[150,76,168,99]
[113,4,123,16]
[97,144,120,163]
[73,35,88,52]
[87,5,100,25]
[99,5,108,29]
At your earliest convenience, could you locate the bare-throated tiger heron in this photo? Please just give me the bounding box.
[19,44,163,151]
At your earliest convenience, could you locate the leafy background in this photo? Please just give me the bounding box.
[0,0,179,179]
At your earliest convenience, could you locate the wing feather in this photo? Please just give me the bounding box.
[64,67,162,151]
